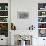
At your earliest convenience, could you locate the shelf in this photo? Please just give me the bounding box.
[0,22,8,23]
[0,10,8,11]
[38,22,46,23]
[38,28,46,29]
[38,16,46,17]
[0,3,8,37]
[38,3,46,37]
[38,10,46,11]
[0,16,8,17]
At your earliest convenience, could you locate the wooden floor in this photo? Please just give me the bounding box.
[0,45,8,46]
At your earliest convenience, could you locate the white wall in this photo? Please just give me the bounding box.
[11,0,38,30]
[11,0,38,45]
[11,0,46,46]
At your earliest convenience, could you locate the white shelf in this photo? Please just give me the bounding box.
[0,22,8,23]
[0,16,8,17]
[0,10,8,11]
[38,10,46,11]
[38,16,46,17]
[38,22,46,23]
[38,28,46,29]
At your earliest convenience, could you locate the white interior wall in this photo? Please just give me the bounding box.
[11,0,38,31]
[11,0,46,46]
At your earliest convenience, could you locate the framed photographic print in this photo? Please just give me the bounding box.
[17,11,29,19]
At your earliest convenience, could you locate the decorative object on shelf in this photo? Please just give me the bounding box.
[5,6,8,10]
[39,29,46,37]
[42,11,46,16]
[40,8,45,10]
[29,25,35,30]
[38,23,46,28]
[42,12,45,15]
[0,23,8,37]
[0,6,1,10]
[0,23,8,30]
[17,11,29,19]
[0,17,8,22]
[0,3,8,10]
[38,17,43,22]
[0,11,8,16]
[38,3,46,10]
[38,17,46,22]
[11,23,16,30]
[38,11,46,16]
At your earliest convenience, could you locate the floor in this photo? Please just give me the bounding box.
[0,45,8,46]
